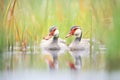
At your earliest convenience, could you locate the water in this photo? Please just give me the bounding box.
[1,39,119,80]
[0,69,120,80]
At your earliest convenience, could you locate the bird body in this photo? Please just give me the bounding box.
[66,26,90,55]
[40,37,66,51]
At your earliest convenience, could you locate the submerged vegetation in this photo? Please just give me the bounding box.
[0,0,120,71]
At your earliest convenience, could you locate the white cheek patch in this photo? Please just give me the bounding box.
[54,30,59,36]
[74,29,82,37]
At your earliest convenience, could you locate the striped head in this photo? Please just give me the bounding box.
[44,26,59,40]
[66,26,82,38]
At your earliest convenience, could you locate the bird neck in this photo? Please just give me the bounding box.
[74,33,82,43]
[52,36,59,43]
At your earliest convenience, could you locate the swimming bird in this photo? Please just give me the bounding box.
[65,26,83,51]
[40,26,67,51]
[40,26,67,69]
[66,26,90,70]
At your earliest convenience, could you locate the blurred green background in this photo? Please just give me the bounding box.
[0,0,120,71]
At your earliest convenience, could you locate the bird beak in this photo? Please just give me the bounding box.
[43,35,52,40]
[43,30,55,40]
[65,31,73,38]
[65,33,72,38]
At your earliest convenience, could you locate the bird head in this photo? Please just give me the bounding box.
[44,26,59,40]
[65,26,82,38]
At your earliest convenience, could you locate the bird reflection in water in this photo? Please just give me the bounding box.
[41,49,65,70]
[68,50,82,71]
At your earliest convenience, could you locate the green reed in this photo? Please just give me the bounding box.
[106,0,120,71]
[0,1,7,70]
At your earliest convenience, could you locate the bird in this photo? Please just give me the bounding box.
[66,26,90,70]
[65,26,82,51]
[40,26,67,51]
[40,26,67,70]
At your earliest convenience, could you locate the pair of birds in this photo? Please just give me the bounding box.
[40,26,83,70]
[41,26,82,50]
